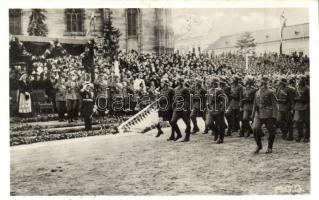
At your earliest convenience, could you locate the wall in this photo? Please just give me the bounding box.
[282,38,309,55]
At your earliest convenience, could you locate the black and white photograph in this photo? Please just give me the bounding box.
[2,0,319,198]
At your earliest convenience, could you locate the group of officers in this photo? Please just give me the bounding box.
[155,73,310,154]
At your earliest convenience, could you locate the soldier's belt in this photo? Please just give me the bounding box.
[83,99,93,102]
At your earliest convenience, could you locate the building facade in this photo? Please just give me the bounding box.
[207,23,309,56]
[9,8,174,54]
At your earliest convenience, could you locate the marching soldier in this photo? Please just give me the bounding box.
[80,74,95,131]
[155,78,176,139]
[293,75,310,143]
[239,76,257,137]
[226,75,242,136]
[206,76,227,144]
[190,78,207,134]
[276,77,295,140]
[170,77,192,142]
[251,76,277,154]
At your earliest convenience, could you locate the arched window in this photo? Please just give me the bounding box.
[9,9,22,35]
[127,9,138,37]
[65,9,84,33]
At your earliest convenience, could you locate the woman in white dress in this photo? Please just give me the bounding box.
[18,73,32,117]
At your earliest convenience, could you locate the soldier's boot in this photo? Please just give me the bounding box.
[216,133,224,144]
[202,126,208,134]
[181,132,190,142]
[225,129,232,136]
[282,132,287,140]
[266,134,275,154]
[265,148,273,154]
[238,130,245,137]
[174,126,182,141]
[214,132,218,141]
[254,146,262,154]
[296,122,303,143]
[155,123,164,137]
[286,131,294,141]
[191,127,200,134]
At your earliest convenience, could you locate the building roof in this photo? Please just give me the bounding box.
[207,23,309,50]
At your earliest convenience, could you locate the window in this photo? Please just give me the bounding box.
[294,31,300,35]
[9,9,22,35]
[127,9,138,37]
[65,9,84,33]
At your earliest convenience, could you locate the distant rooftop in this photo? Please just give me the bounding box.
[207,23,309,50]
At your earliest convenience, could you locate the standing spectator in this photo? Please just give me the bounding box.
[18,73,32,117]
[54,76,66,121]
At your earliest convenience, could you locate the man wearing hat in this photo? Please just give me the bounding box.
[251,76,277,154]
[276,77,295,140]
[226,74,243,136]
[155,78,176,139]
[190,78,207,134]
[293,75,310,143]
[206,76,227,144]
[239,76,257,137]
[170,77,191,142]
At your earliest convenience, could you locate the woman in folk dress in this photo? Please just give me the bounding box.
[18,73,32,117]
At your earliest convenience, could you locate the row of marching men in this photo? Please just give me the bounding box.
[155,73,309,154]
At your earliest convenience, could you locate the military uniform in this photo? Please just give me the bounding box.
[276,78,294,140]
[80,82,95,131]
[226,76,243,134]
[252,77,277,153]
[239,78,257,137]
[205,78,227,143]
[170,79,191,142]
[293,77,310,142]
[190,81,207,134]
[65,79,79,122]
[156,82,176,139]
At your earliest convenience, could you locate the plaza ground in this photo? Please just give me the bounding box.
[10,119,310,195]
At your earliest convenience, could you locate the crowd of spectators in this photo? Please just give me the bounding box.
[9,50,309,119]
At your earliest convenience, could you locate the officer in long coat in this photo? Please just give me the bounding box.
[251,76,277,154]
[276,77,295,140]
[170,77,191,142]
[293,75,310,143]
[226,75,242,135]
[239,76,257,137]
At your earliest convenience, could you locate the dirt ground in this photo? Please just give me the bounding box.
[10,119,310,195]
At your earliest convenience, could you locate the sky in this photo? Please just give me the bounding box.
[172,8,309,43]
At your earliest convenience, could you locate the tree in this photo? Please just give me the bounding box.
[27,9,48,36]
[236,31,256,54]
[101,10,121,60]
